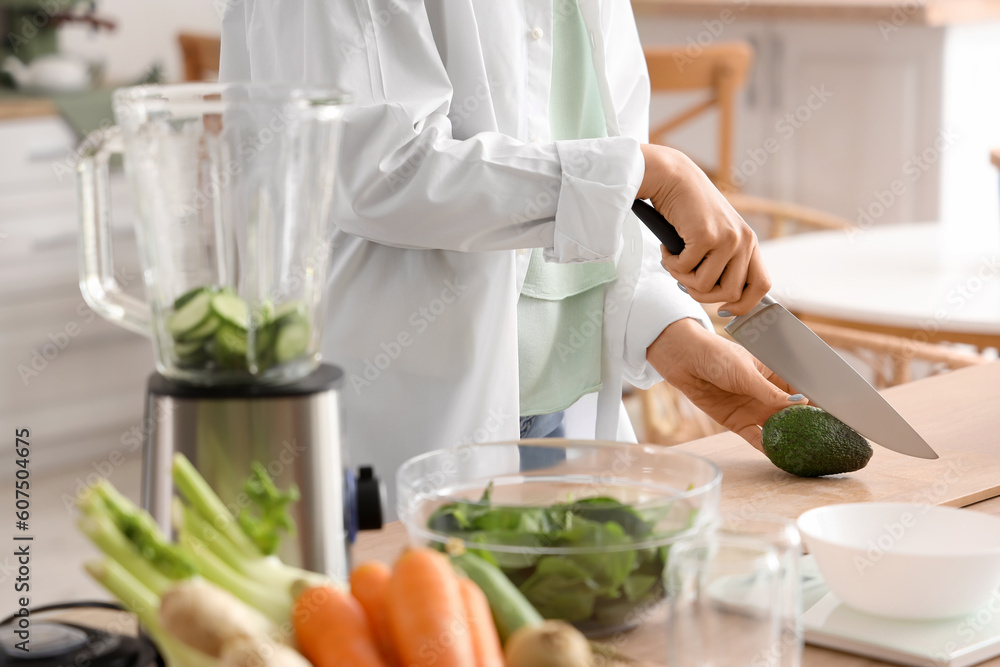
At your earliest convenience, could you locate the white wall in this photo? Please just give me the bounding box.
[59,0,221,83]
[938,21,1000,257]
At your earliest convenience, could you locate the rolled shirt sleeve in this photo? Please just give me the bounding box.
[546,137,646,263]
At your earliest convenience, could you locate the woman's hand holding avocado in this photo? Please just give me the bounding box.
[646,317,807,452]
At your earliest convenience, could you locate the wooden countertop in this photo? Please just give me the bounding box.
[356,361,1000,666]
[44,363,1000,665]
[0,95,57,120]
[631,0,1000,26]
[671,360,1000,518]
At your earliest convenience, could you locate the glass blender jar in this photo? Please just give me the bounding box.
[76,83,382,581]
[78,82,348,386]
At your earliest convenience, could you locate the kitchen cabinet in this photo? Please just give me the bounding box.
[0,113,153,474]
[635,12,1000,251]
[0,115,77,194]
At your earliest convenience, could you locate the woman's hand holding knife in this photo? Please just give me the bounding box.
[638,144,771,317]
[636,144,806,450]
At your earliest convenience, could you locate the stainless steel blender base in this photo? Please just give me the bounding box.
[141,364,358,580]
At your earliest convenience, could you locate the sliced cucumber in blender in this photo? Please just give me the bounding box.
[179,314,220,341]
[253,300,275,325]
[215,324,248,357]
[272,300,307,325]
[211,293,251,330]
[274,319,311,363]
[167,285,311,374]
[167,290,213,339]
[173,285,215,310]
[214,325,249,370]
[254,322,276,354]
[174,338,205,358]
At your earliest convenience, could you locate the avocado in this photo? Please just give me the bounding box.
[762,405,873,477]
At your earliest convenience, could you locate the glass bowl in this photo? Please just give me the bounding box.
[396,439,722,637]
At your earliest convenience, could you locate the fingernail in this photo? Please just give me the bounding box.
[718,310,732,318]
[788,394,805,402]
[677,283,688,294]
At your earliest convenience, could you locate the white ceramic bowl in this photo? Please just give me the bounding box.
[798,503,1000,619]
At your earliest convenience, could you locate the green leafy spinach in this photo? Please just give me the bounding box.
[427,487,693,629]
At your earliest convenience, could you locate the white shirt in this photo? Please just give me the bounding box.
[220,0,711,510]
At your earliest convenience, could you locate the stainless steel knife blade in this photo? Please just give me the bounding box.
[629,197,937,459]
[725,295,938,459]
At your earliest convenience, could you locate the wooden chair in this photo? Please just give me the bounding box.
[178,33,222,82]
[645,42,754,191]
[724,191,855,238]
[805,320,986,389]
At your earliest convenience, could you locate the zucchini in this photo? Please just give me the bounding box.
[451,550,543,641]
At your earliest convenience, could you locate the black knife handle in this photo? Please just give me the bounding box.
[632,198,729,289]
[631,199,685,255]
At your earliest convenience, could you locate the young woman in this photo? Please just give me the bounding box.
[220,0,801,499]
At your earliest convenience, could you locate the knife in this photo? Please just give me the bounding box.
[631,199,938,460]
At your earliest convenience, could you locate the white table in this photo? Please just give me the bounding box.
[759,222,1000,350]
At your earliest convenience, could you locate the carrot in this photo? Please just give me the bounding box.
[292,584,388,667]
[388,548,477,667]
[459,576,505,667]
[351,561,398,665]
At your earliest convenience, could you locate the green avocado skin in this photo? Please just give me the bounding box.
[762,405,873,477]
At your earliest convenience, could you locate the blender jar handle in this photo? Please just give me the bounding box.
[77,126,151,337]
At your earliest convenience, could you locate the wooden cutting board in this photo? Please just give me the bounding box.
[671,361,1000,520]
